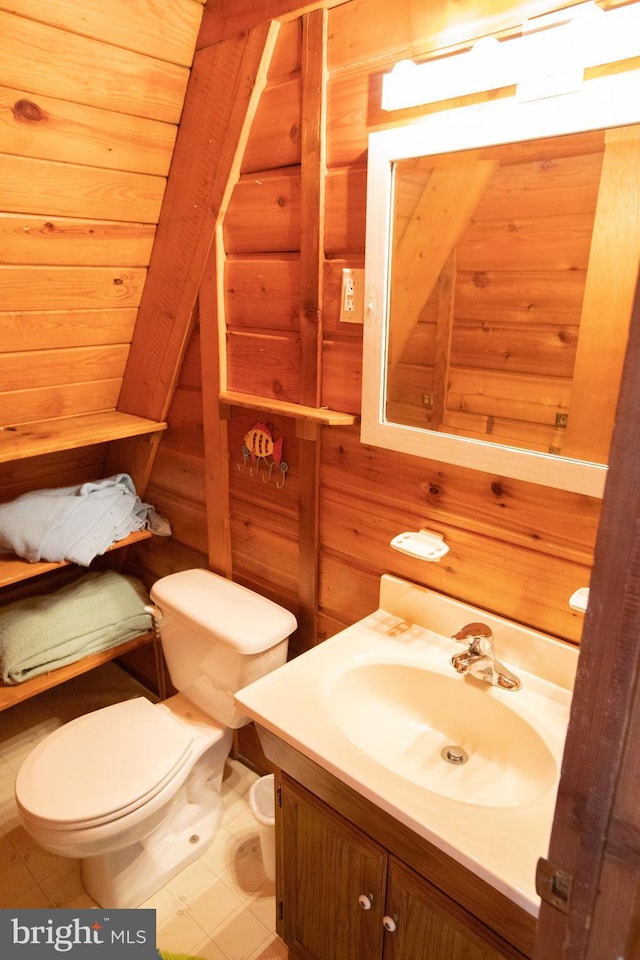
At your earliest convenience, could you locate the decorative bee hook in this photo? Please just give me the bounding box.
[238,421,288,488]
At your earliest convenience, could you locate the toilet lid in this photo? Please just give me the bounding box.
[16,698,193,827]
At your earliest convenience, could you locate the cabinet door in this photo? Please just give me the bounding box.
[280,775,387,960]
[384,859,522,960]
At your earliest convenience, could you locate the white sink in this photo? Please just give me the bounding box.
[235,575,578,916]
[331,661,557,807]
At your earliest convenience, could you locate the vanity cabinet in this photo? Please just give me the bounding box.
[279,775,524,960]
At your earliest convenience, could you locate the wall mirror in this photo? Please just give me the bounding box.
[361,72,640,497]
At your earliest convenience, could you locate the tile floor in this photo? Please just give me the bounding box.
[0,662,288,960]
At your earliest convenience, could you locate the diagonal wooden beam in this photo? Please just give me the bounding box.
[117,22,280,424]
[388,159,496,371]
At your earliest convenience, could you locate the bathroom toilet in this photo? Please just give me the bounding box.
[14,569,296,909]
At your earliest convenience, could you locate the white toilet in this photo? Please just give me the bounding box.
[14,569,296,909]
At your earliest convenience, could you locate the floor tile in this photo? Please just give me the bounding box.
[0,664,286,957]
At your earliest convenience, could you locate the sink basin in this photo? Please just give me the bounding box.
[235,574,578,914]
[331,662,557,807]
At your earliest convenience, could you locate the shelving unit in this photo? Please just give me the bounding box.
[0,410,168,710]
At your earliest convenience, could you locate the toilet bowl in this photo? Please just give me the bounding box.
[15,569,296,908]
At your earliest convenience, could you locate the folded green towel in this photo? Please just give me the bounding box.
[0,571,151,685]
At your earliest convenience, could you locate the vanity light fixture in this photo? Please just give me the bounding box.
[381,1,640,110]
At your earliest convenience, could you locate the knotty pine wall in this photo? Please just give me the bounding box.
[0,0,203,438]
[132,0,606,657]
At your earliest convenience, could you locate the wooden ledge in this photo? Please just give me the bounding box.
[220,390,359,425]
[0,412,167,464]
[0,529,153,589]
[0,631,156,712]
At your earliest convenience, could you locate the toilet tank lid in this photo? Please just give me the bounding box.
[150,569,297,654]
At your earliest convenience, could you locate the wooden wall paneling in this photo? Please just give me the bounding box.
[0,216,156,267]
[322,427,598,566]
[324,165,367,254]
[6,0,205,66]
[117,21,281,423]
[1,267,146,313]
[319,550,382,637]
[126,535,209,593]
[164,387,205,448]
[197,0,348,48]
[321,338,362,413]
[150,442,207,505]
[225,169,302,254]
[322,483,588,642]
[0,344,129,392]
[0,446,107,502]
[0,309,138,351]
[142,483,208,555]
[267,19,303,77]
[225,256,301,332]
[226,331,302,400]
[240,77,302,174]
[0,11,189,122]
[103,432,165,495]
[534,279,640,958]
[0,155,165,224]
[1,87,177,177]
[0,380,122,426]
[326,68,372,169]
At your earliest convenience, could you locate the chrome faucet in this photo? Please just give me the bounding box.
[450,622,521,691]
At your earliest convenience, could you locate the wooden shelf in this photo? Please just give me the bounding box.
[0,631,156,712]
[220,390,359,426]
[0,529,153,589]
[0,411,167,464]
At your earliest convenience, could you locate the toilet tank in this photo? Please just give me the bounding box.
[149,569,296,728]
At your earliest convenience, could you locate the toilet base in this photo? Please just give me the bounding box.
[82,787,224,909]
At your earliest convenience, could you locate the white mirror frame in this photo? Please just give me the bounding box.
[362,71,640,498]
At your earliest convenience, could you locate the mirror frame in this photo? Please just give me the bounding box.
[361,71,640,497]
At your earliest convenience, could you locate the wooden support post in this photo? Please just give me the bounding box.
[296,9,328,648]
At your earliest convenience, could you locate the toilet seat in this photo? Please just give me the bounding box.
[16,698,193,830]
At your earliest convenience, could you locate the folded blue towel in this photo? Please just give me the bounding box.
[0,474,170,567]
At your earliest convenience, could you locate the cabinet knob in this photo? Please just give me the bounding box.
[358,893,374,911]
[383,914,397,933]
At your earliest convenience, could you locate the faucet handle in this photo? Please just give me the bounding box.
[452,622,494,655]
[452,622,493,642]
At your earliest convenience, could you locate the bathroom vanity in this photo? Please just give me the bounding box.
[265,731,531,960]
[235,575,578,960]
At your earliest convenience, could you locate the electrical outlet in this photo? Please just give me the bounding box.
[339,268,365,323]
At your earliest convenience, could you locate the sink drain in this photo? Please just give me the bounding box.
[441,745,469,765]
